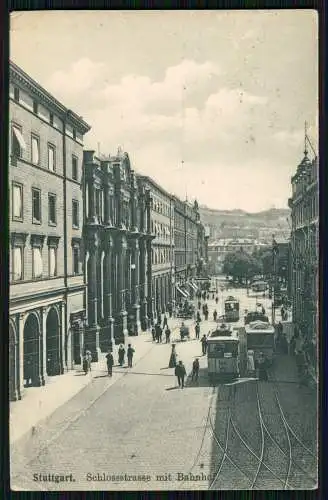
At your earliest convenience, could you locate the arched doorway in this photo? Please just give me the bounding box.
[23,313,40,387]
[9,322,18,400]
[46,307,61,376]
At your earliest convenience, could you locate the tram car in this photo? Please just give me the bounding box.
[207,325,240,380]
[244,320,275,366]
[251,280,268,293]
[224,296,240,322]
[244,310,269,325]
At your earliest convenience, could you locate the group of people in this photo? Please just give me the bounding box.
[151,314,172,343]
[168,343,200,388]
[104,344,136,376]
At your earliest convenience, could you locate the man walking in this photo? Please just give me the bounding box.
[106,351,114,376]
[163,314,168,329]
[165,326,171,343]
[127,344,135,368]
[175,360,187,389]
[192,358,200,382]
[201,334,208,355]
[195,321,200,340]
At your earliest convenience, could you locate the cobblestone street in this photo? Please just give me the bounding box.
[10,291,317,491]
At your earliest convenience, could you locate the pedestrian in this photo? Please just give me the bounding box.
[213,309,218,322]
[195,322,200,340]
[82,354,89,375]
[196,311,201,323]
[163,314,168,329]
[106,351,114,376]
[277,321,283,338]
[169,343,177,368]
[280,306,285,319]
[201,334,208,355]
[168,303,173,318]
[151,325,156,342]
[197,300,201,310]
[127,344,135,368]
[212,292,215,300]
[215,296,219,304]
[86,350,92,372]
[192,358,200,382]
[159,324,163,343]
[175,360,187,388]
[289,335,296,356]
[204,309,209,321]
[155,323,161,343]
[165,326,171,343]
[258,352,268,381]
[118,344,125,366]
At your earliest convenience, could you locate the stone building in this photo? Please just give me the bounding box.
[173,197,203,302]
[288,148,319,371]
[137,176,175,322]
[83,150,153,358]
[9,61,91,401]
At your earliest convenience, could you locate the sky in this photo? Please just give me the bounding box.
[10,10,318,212]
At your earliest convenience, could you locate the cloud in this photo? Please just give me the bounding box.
[45,56,317,211]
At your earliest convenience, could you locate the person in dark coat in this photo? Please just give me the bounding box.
[175,361,187,388]
[258,353,268,381]
[165,326,171,343]
[127,344,135,368]
[163,314,168,329]
[155,323,161,343]
[212,292,215,300]
[169,344,177,368]
[204,309,209,321]
[192,358,200,382]
[106,351,114,376]
[196,311,201,323]
[213,309,218,322]
[201,334,208,355]
[195,322,200,339]
[198,300,202,310]
[118,344,125,366]
[215,296,219,304]
[151,325,156,342]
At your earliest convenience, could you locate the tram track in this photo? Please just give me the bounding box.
[185,372,316,490]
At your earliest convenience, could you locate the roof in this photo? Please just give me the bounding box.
[245,321,275,332]
[10,60,91,134]
[207,336,239,343]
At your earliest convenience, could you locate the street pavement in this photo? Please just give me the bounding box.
[10,285,317,491]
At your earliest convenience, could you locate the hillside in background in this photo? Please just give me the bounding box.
[199,206,290,241]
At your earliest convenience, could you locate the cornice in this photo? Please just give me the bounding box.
[10,61,91,134]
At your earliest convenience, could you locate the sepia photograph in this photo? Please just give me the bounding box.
[9,9,318,491]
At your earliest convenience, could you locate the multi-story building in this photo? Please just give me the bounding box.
[83,150,154,357]
[288,148,319,371]
[137,176,174,322]
[173,197,203,302]
[9,61,91,401]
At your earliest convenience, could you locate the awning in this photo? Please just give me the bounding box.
[176,284,188,299]
[13,126,26,151]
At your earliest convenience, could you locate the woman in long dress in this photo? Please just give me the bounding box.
[169,344,177,368]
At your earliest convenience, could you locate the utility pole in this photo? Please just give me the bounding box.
[272,234,278,325]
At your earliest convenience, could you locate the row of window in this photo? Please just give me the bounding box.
[12,87,78,139]
[151,247,172,265]
[151,220,171,240]
[12,183,80,228]
[11,124,79,180]
[11,242,80,282]
[293,194,318,227]
[152,197,172,218]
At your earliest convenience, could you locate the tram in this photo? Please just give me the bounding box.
[245,320,275,366]
[207,324,240,380]
[224,296,240,322]
[251,280,268,293]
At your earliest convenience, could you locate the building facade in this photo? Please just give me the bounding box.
[83,150,153,358]
[137,176,174,322]
[173,198,203,302]
[288,149,319,371]
[9,62,91,401]
[207,238,268,274]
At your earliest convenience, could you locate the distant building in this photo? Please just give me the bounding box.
[207,238,267,274]
[9,61,91,401]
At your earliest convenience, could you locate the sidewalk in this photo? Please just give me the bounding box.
[10,315,188,445]
[10,330,154,444]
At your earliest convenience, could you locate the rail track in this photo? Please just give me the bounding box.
[184,373,317,491]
